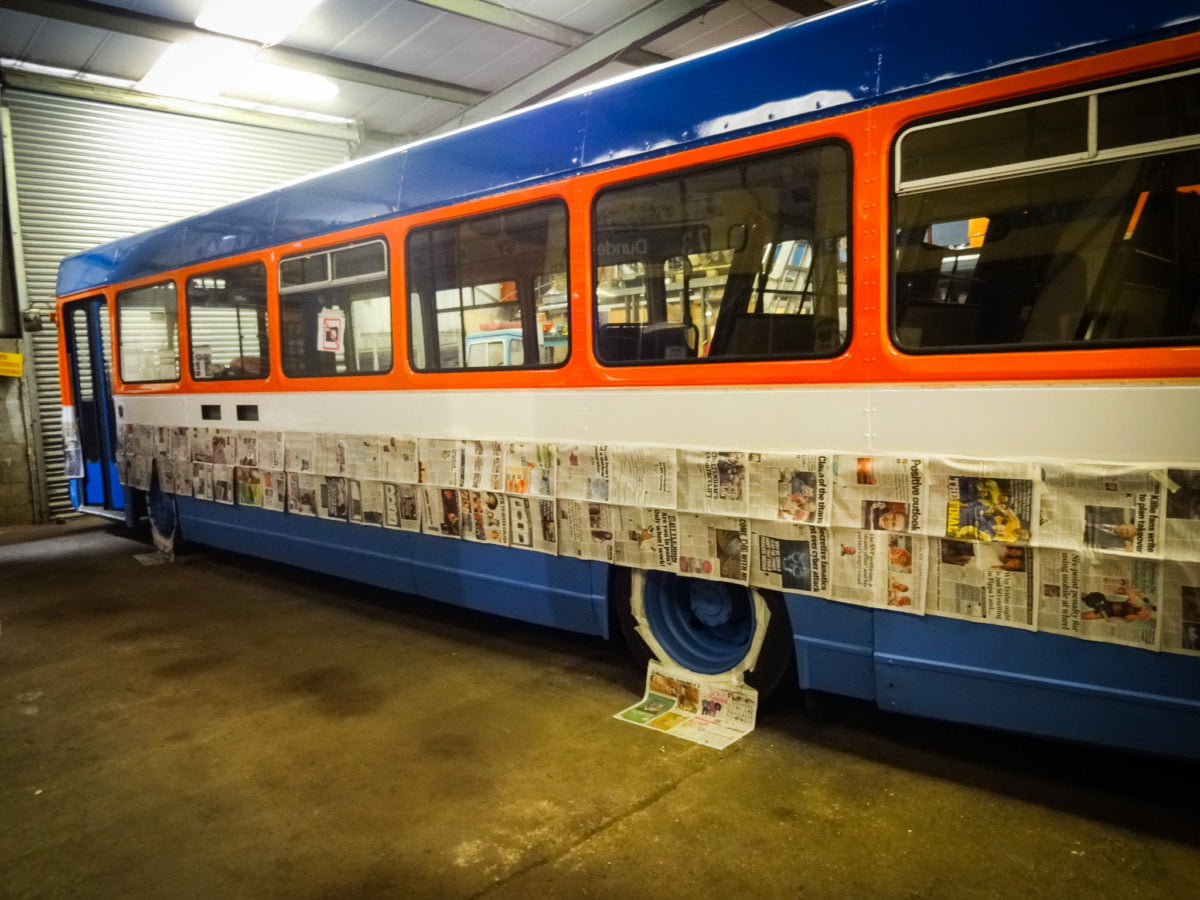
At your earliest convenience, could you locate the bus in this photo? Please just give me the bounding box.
[55,0,1200,759]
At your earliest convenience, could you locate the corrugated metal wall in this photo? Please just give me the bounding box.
[3,88,350,516]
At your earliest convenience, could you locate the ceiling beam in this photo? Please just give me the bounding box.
[0,0,487,106]
[439,0,724,132]
[407,0,669,67]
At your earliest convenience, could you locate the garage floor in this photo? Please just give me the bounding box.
[2,520,1198,899]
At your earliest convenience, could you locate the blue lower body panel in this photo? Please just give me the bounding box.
[176,497,610,638]
[784,593,1200,761]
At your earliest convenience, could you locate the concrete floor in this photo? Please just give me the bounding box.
[2,520,1198,899]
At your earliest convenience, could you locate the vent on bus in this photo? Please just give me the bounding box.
[236,404,259,421]
[201,404,222,420]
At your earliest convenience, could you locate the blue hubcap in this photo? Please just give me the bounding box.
[642,572,754,675]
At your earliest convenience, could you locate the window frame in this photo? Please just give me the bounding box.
[404,198,571,374]
[278,236,393,379]
[185,260,271,381]
[589,140,853,367]
[115,279,180,384]
[890,65,1200,356]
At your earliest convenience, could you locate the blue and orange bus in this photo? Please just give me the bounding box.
[56,0,1200,758]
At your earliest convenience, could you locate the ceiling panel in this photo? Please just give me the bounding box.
[0,0,841,143]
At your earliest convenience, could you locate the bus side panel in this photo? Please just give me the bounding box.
[785,594,878,701]
[411,540,609,638]
[872,614,1200,760]
[175,497,610,638]
[176,498,420,596]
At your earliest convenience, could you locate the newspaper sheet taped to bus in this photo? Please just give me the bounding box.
[615,662,758,749]
[121,423,1200,656]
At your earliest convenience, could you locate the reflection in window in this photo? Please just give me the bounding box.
[280,240,391,377]
[407,202,569,371]
[895,76,1200,351]
[187,263,269,380]
[592,144,849,364]
[117,281,178,383]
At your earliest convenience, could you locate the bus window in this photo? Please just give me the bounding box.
[116,281,179,383]
[406,201,569,371]
[280,239,391,377]
[187,262,269,380]
[894,68,1200,351]
[592,143,849,364]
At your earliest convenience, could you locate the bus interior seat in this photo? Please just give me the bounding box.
[720,314,817,356]
[895,301,983,348]
[596,322,696,361]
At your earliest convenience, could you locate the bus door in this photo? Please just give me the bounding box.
[62,296,124,516]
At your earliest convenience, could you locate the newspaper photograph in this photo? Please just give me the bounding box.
[212,464,234,504]
[674,512,749,583]
[284,431,316,473]
[614,663,759,750]
[168,426,190,464]
[929,539,1035,628]
[211,430,233,466]
[236,467,263,507]
[556,500,617,562]
[459,489,509,545]
[383,482,421,531]
[610,445,677,509]
[158,458,182,496]
[832,455,924,534]
[747,452,831,525]
[261,470,286,512]
[613,506,679,571]
[1164,468,1200,562]
[462,440,505,491]
[506,496,557,554]
[316,475,349,521]
[421,484,462,538]
[287,472,318,516]
[505,441,556,498]
[828,527,925,613]
[189,426,212,464]
[1159,561,1200,655]
[557,442,611,502]
[191,462,212,501]
[926,459,1036,546]
[419,438,462,488]
[749,520,830,595]
[380,436,420,484]
[1040,464,1163,556]
[236,431,258,468]
[350,479,386,526]
[1036,550,1160,649]
[677,450,750,516]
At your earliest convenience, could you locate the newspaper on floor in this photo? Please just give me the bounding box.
[615,662,758,749]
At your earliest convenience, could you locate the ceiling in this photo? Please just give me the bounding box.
[0,0,850,147]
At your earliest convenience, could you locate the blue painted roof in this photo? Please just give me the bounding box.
[57,0,1200,296]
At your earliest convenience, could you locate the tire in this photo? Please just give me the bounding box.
[146,463,178,559]
[614,567,793,697]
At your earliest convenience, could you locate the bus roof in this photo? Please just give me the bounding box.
[56,0,1200,297]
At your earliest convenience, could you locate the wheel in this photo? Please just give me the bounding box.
[615,567,793,697]
[147,462,178,558]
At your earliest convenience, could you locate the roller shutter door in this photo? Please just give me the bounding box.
[4,88,350,516]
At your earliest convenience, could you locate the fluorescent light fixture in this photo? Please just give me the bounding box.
[138,38,338,104]
[137,38,253,101]
[196,0,326,45]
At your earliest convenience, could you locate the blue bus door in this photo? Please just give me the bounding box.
[62,297,124,517]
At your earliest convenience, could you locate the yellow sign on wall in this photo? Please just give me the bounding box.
[0,351,24,377]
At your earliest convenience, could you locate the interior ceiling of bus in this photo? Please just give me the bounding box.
[0,0,850,146]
